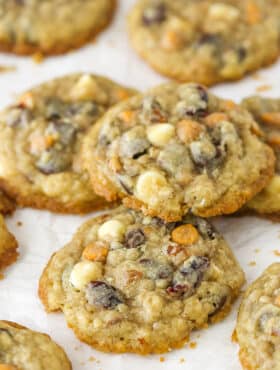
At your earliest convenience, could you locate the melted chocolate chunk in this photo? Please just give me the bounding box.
[85,281,124,309]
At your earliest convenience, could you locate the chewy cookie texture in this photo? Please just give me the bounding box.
[128,0,280,86]
[0,0,116,56]
[242,96,280,219]
[83,82,275,221]
[0,320,71,370]
[0,73,136,214]
[235,264,280,370]
[0,215,18,275]
[39,207,245,354]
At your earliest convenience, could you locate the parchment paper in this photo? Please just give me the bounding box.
[1,1,280,369]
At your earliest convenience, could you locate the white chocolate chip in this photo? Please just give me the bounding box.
[70,74,107,102]
[142,292,164,322]
[98,219,126,241]
[147,123,175,147]
[136,170,172,205]
[208,3,240,21]
[70,261,103,290]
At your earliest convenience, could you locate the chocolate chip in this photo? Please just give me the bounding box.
[120,137,150,159]
[237,46,247,62]
[141,96,167,123]
[190,139,217,166]
[45,98,66,119]
[140,259,173,280]
[125,228,146,248]
[142,4,166,26]
[197,33,220,46]
[197,85,209,104]
[67,101,98,117]
[6,107,32,127]
[196,219,216,240]
[36,148,72,174]
[48,121,77,145]
[85,281,124,309]
[207,294,227,317]
[118,177,133,195]
[169,256,210,297]
[98,134,110,146]
[180,256,209,279]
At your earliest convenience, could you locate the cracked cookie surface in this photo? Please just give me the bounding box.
[0,0,116,55]
[235,264,280,370]
[83,82,275,221]
[242,96,280,219]
[39,207,244,354]
[0,215,18,275]
[0,321,71,370]
[0,73,136,214]
[128,0,280,86]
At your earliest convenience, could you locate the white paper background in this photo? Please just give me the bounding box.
[1,1,280,369]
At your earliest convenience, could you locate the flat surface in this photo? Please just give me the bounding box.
[1,1,280,369]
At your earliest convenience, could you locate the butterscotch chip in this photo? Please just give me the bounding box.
[82,242,109,262]
[160,30,184,51]
[261,112,280,127]
[235,264,280,369]
[176,119,202,143]
[0,321,71,369]
[205,113,229,127]
[171,224,199,245]
[39,207,244,354]
[0,73,136,214]
[127,0,280,86]
[0,0,116,56]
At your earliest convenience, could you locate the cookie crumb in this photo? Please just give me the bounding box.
[17,221,23,227]
[273,250,280,257]
[254,248,260,253]
[252,72,262,80]
[255,84,272,92]
[248,261,256,266]
[88,356,96,362]
[179,358,185,363]
[0,65,16,73]
[189,341,197,349]
[231,330,237,342]
[32,52,44,64]
[159,356,165,362]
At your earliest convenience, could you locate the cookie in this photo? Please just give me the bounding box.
[0,320,71,369]
[0,73,136,214]
[127,0,280,86]
[235,263,280,370]
[0,191,15,214]
[82,82,275,221]
[242,96,280,219]
[0,215,18,275]
[0,0,116,56]
[39,207,245,354]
